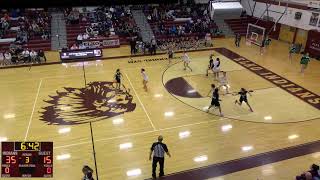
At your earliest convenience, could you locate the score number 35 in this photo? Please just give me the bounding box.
[21,142,40,151]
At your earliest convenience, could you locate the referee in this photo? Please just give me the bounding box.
[149,135,171,179]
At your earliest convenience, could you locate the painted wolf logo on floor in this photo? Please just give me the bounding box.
[40,81,136,125]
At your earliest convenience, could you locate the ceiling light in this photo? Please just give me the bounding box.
[112,118,124,125]
[126,169,141,177]
[241,146,253,152]
[154,94,163,98]
[264,116,272,120]
[164,111,174,117]
[193,155,208,162]
[58,127,71,134]
[3,113,15,119]
[179,131,191,139]
[221,124,232,132]
[56,154,71,160]
[288,134,299,140]
[119,142,133,150]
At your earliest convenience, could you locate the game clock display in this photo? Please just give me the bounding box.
[1,142,53,178]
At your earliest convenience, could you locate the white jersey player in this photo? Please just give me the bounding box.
[182,51,192,72]
[219,71,229,94]
[141,68,149,92]
[212,58,220,80]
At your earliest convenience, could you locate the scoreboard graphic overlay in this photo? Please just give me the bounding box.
[1,142,53,178]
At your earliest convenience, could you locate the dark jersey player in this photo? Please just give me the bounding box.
[207,84,223,116]
[82,165,94,180]
[206,54,214,76]
[114,69,123,90]
[233,88,254,112]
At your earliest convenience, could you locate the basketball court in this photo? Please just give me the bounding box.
[0,38,320,180]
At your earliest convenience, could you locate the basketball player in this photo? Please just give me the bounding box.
[167,44,174,65]
[141,68,149,92]
[219,71,229,94]
[212,58,221,80]
[207,84,223,117]
[289,43,296,63]
[264,36,271,47]
[182,50,192,71]
[82,165,94,180]
[233,88,253,112]
[235,33,241,47]
[206,54,214,76]
[300,52,311,74]
[114,69,122,90]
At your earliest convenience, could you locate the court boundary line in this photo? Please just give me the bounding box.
[162,55,320,124]
[24,79,43,141]
[214,47,320,110]
[124,72,156,130]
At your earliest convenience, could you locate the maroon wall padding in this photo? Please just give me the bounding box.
[305,30,320,58]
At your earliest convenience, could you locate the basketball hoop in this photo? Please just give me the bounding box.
[246,23,266,47]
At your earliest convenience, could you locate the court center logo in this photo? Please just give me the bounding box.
[40,81,136,125]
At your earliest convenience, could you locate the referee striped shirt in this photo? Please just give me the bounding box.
[151,142,168,158]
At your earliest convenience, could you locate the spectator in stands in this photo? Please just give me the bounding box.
[10,50,18,64]
[15,30,28,44]
[41,29,50,40]
[1,19,10,33]
[22,48,30,63]
[38,50,46,62]
[79,43,86,49]
[130,37,137,55]
[150,36,157,55]
[0,52,4,66]
[82,32,89,40]
[77,33,83,44]
[29,50,38,63]
[70,43,78,50]
[205,33,212,47]
[67,9,80,24]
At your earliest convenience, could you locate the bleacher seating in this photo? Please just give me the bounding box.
[65,7,138,47]
[0,9,51,52]
[145,5,223,41]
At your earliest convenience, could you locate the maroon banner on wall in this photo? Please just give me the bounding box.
[305,30,320,58]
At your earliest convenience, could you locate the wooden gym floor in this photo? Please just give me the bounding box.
[0,38,319,180]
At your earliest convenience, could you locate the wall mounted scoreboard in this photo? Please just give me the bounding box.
[1,142,53,178]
